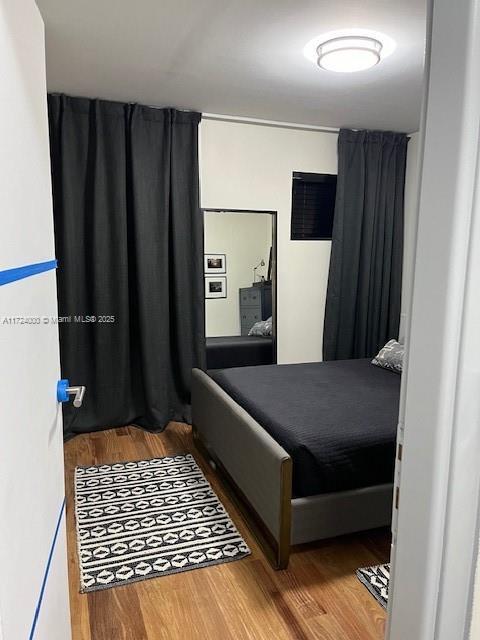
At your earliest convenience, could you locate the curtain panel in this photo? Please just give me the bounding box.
[323,128,408,361]
[48,94,205,438]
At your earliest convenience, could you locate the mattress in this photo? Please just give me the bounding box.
[210,359,400,498]
[206,336,273,369]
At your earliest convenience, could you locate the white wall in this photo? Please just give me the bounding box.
[200,119,337,363]
[204,212,271,337]
[400,131,420,341]
[471,556,480,639]
[201,119,420,361]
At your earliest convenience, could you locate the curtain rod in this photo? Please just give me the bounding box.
[48,97,413,137]
[202,113,415,137]
[202,112,340,134]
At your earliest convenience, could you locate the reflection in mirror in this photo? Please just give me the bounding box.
[203,210,276,369]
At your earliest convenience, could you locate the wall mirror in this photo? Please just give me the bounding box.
[202,208,277,369]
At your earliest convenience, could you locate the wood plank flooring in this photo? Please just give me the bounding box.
[64,424,389,640]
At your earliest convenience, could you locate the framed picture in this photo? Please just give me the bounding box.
[205,276,227,299]
[204,253,226,274]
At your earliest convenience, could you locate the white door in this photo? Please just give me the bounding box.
[0,1,71,639]
[387,0,480,637]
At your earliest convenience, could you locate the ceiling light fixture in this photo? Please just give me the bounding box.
[317,36,382,72]
[303,29,396,73]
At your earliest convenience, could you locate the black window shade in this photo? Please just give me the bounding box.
[290,172,337,240]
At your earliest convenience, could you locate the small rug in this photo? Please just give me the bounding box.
[74,454,250,592]
[356,563,390,609]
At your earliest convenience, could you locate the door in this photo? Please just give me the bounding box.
[0,1,71,639]
[387,0,480,637]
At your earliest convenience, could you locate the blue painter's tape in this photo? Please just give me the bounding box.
[0,260,57,287]
[29,498,66,640]
[57,379,70,403]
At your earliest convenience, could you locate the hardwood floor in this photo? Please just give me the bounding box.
[64,424,390,640]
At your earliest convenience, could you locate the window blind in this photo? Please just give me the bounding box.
[290,172,337,240]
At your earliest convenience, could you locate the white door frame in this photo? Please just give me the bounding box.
[388,0,480,638]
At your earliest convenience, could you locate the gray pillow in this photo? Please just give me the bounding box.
[248,316,272,337]
[263,316,272,336]
[371,339,404,374]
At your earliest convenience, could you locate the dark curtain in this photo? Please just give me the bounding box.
[48,94,205,438]
[323,129,408,361]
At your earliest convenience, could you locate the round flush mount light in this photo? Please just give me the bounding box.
[317,36,382,72]
[303,29,396,73]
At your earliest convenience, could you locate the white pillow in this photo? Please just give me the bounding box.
[248,316,272,337]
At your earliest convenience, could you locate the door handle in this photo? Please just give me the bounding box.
[68,385,86,408]
[57,379,86,408]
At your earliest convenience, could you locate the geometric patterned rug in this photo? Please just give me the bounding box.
[356,563,390,609]
[74,454,250,592]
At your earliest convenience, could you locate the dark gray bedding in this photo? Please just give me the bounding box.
[210,359,400,498]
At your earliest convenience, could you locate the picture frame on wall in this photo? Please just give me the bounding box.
[204,253,226,274]
[205,276,227,299]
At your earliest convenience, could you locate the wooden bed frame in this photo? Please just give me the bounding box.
[192,368,394,569]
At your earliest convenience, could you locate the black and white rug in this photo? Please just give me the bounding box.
[74,454,250,592]
[356,563,390,609]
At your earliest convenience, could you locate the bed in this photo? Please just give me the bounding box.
[191,358,400,568]
[206,335,274,369]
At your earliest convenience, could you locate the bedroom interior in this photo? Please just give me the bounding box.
[2,1,480,640]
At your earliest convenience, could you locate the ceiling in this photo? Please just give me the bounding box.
[36,0,426,132]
